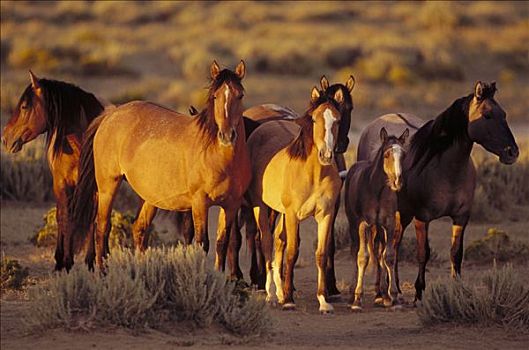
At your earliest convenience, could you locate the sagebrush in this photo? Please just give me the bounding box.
[25,246,272,335]
[1,255,29,291]
[464,228,529,264]
[418,265,529,330]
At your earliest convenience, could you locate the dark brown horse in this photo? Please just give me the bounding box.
[357,81,519,301]
[2,71,105,271]
[71,61,251,269]
[345,127,408,310]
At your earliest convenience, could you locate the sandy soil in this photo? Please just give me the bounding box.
[1,201,528,349]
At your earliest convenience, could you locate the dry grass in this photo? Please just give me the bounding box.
[1,1,528,123]
[464,228,529,264]
[418,265,529,330]
[25,246,272,335]
[472,143,529,222]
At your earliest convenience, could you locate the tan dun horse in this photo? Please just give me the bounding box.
[247,87,343,313]
[240,76,355,294]
[2,71,106,271]
[72,61,251,269]
[345,127,408,310]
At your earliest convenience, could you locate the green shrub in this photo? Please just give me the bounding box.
[464,228,529,264]
[25,246,272,335]
[1,255,29,291]
[418,265,529,329]
[31,207,160,250]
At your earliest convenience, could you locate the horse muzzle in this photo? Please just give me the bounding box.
[318,148,333,166]
[217,128,237,147]
[2,135,23,153]
[499,145,519,165]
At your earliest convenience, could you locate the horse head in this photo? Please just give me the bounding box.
[2,71,47,153]
[380,127,409,191]
[310,87,343,166]
[208,60,246,147]
[467,81,519,164]
[319,75,355,153]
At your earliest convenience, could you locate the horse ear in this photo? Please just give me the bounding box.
[334,88,344,104]
[29,70,40,90]
[235,60,246,79]
[474,81,484,100]
[380,127,388,143]
[211,60,221,80]
[311,86,320,103]
[399,128,410,144]
[491,81,497,96]
[346,75,355,92]
[320,75,329,91]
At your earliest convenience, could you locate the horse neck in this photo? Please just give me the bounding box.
[366,150,389,196]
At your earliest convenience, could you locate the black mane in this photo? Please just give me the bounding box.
[18,79,104,157]
[287,94,339,160]
[409,94,472,172]
[196,69,244,145]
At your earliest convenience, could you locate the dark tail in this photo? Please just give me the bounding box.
[70,114,105,254]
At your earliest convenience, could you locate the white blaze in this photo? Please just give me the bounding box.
[323,108,336,154]
[224,85,230,119]
[392,144,404,179]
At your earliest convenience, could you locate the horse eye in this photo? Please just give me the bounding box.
[483,113,492,119]
[21,105,27,110]
[238,94,244,100]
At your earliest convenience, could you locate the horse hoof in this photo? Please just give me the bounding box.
[319,305,334,314]
[282,303,296,311]
[373,297,385,307]
[351,305,363,312]
[383,298,394,308]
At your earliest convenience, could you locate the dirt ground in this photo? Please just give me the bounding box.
[1,201,529,349]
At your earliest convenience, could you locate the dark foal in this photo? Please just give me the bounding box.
[345,128,408,310]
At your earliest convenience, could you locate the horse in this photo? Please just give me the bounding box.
[356,81,519,301]
[71,61,251,270]
[239,75,355,294]
[247,86,344,313]
[344,127,408,310]
[1,71,106,271]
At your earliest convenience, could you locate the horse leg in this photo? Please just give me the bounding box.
[174,211,194,245]
[352,221,369,311]
[95,176,122,269]
[381,222,400,308]
[191,196,209,253]
[314,211,334,314]
[272,214,286,304]
[253,205,274,302]
[282,212,299,309]
[215,205,238,273]
[326,192,341,297]
[227,211,243,280]
[132,202,158,251]
[394,212,412,296]
[370,225,385,306]
[414,219,430,302]
[84,221,96,271]
[450,217,468,278]
[244,206,264,288]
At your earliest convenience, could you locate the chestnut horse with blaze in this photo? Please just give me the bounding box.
[72,61,251,269]
[2,71,106,271]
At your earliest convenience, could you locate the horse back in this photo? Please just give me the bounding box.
[244,104,298,122]
[357,113,424,161]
